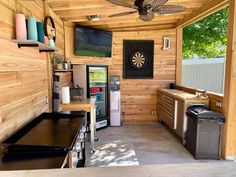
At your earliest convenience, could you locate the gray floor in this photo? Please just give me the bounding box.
[85,122,218,167]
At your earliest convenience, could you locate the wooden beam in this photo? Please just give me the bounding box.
[111,24,175,32]
[176,27,183,85]
[77,14,186,26]
[176,0,229,27]
[82,19,178,30]
[222,0,236,160]
[64,13,186,23]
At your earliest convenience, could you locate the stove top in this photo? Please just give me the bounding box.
[0,111,86,170]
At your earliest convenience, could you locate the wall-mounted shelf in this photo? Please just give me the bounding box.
[12,40,56,53]
[54,69,73,72]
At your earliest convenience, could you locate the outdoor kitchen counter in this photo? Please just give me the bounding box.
[158,88,208,101]
[0,162,235,177]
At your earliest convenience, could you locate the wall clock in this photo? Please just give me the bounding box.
[44,16,56,42]
[130,51,147,69]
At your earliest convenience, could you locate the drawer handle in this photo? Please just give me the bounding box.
[174,100,178,130]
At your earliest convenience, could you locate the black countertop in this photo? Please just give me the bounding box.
[0,111,85,171]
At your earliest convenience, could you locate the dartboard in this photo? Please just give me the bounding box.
[130,51,147,69]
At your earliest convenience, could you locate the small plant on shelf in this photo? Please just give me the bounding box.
[52,53,64,70]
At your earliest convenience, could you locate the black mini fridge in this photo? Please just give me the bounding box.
[73,65,109,129]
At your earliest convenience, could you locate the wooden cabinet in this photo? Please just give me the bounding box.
[157,89,209,139]
[158,93,176,130]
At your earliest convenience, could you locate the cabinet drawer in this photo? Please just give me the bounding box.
[160,110,174,129]
[163,95,174,105]
[163,94,174,102]
[160,104,174,117]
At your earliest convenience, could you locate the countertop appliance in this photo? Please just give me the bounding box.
[0,111,86,170]
[110,75,121,126]
[73,65,109,129]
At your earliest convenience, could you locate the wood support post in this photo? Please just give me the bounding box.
[222,0,236,160]
[176,27,183,85]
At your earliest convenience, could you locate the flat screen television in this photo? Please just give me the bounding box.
[75,25,112,57]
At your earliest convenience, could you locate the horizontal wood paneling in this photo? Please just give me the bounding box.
[0,1,65,142]
[0,37,48,142]
[110,30,176,121]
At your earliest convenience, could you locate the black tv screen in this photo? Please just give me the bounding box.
[75,26,112,57]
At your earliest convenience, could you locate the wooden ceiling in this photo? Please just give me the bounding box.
[46,0,216,31]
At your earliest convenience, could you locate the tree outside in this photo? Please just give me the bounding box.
[183,7,229,59]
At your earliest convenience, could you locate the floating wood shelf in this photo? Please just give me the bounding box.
[12,40,57,53]
[54,69,73,72]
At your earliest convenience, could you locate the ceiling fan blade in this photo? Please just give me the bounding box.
[106,0,138,10]
[139,12,155,21]
[109,11,138,17]
[153,5,186,15]
[143,0,168,7]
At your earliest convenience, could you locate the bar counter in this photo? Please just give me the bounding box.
[0,162,235,177]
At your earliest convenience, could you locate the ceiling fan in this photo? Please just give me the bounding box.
[106,0,186,21]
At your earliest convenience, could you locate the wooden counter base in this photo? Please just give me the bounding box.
[60,99,97,153]
[1,162,235,177]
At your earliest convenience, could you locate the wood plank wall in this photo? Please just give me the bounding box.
[0,0,64,142]
[110,30,177,121]
[64,25,176,121]
[45,4,68,102]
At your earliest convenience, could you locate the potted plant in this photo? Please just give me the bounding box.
[52,54,64,70]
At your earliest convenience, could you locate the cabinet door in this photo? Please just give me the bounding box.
[175,100,185,137]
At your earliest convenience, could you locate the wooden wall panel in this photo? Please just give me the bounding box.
[222,0,236,160]
[0,1,64,142]
[0,39,48,143]
[44,4,67,105]
[110,30,177,122]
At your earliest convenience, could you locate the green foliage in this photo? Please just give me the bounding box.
[183,7,228,59]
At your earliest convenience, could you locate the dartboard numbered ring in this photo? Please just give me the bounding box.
[130,51,147,69]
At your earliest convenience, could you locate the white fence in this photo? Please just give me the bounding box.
[182,58,225,94]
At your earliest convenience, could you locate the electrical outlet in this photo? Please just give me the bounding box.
[45,96,49,104]
[151,111,154,115]
[216,101,222,108]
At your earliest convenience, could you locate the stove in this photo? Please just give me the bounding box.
[0,111,86,170]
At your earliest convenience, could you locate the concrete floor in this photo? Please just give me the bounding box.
[85,122,218,167]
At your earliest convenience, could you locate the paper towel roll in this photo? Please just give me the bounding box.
[62,87,70,104]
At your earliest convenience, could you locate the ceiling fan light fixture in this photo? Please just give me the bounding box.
[106,0,185,21]
[139,12,154,21]
[87,15,101,21]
